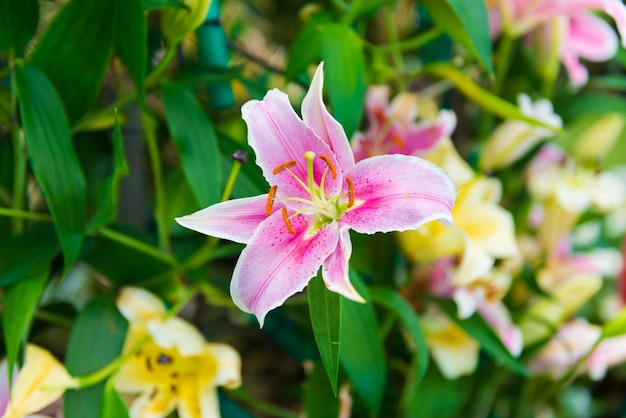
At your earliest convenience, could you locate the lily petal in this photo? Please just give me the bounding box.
[566,11,618,62]
[175,195,269,244]
[178,380,218,418]
[2,345,76,418]
[301,63,355,172]
[128,388,177,418]
[117,286,167,323]
[389,111,457,156]
[340,155,456,234]
[230,210,339,326]
[206,344,242,389]
[321,227,365,303]
[147,317,206,357]
[242,90,343,200]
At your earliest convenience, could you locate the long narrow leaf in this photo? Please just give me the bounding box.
[15,64,87,269]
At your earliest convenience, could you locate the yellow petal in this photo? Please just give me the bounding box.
[128,387,177,418]
[117,287,167,323]
[147,318,206,357]
[2,345,76,418]
[205,344,242,389]
[178,381,219,418]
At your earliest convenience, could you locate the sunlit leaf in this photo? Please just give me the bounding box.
[341,271,385,415]
[320,23,366,138]
[308,273,341,395]
[87,112,130,229]
[29,0,115,124]
[2,266,48,379]
[162,83,222,207]
[102,379,130,418]
[15,64,86,269]
[114,0,147,101]
[420,0,493,73]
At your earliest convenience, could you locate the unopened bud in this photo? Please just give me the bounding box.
[161,0,212,46]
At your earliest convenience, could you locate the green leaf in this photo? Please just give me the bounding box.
[369,286,429,383]
[603,306,626,338]
[420,0,493,73]
[434,298,528,376]
[0,0,39,52]
[162,83,222,207]
[2,266,48,379]
[142,0,187,9]
[15,64,87,269]
[0,223,59,286]
[114,0,147,101]
[305,362,340,418]
[101,379,130,418]
[88,112,130,229]
[29,0,115,124]
[308,273,341,395]
[423,62,561,132]
[64,294,128,418]
[285,12,332,80]
[320,23,366,138]
[341,271,385,416]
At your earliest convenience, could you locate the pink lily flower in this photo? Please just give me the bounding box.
[351,85,456,162]
[489,0,626,86]
[176,63,456,326]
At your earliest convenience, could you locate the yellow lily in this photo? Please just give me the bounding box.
[1,345,77,418]
[399,176,519,286]
[114,287,242,418]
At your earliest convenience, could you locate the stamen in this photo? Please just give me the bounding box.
[282,207,295,234]
[346,177,355,208]
[389,133,405,149]
[266,185,277,215]
[273,160,297,174]
[319,155,337,179]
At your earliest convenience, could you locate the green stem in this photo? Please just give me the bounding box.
[0,207,51,222]
[142,111,170,251]
[494,35,516,93]
[340,0,365,25]
[34,310,74,328]
[382,3,407,91]
[145,45,177,88]
[228,388,299,418]
[220,160,242,202]
[98,227,176,266]
[368,26,444,53]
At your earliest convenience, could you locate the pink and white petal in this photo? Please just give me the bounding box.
[302,63,355,172]
[453,287,483,319]
[350,131,371,163]
[567,11,618,61]
[478,302,523,356]
[242,90,343,199]
[561,49,589,87]
[230,210,339,327]
[604,0,626,46]
[339,155,456,234]
[390,111,457,156]
[321,226,365,303]
[389,92,418,128]
[175,195,269,244]
[365,85,391,127]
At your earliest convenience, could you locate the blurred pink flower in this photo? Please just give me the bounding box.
[176,63,457,326]
[351,85,456,162]
[490,0,626,86]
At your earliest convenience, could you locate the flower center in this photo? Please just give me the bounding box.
[266,151,355,233]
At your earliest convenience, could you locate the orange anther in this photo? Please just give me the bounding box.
[389,133,405,149]
[266,185,277,215]
[346,177,355,208]
[319,154,337,179]
[281,207,295,234]
[272,160,297,174]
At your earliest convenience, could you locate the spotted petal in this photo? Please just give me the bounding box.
[175,195,269,244]
[302,63,355,172]
[242,89,343,200]
[339,154,456,234]
[230,210,340,326]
